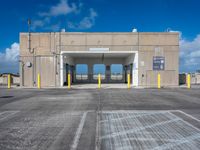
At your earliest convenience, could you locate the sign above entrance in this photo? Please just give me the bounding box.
[89,48,110,51]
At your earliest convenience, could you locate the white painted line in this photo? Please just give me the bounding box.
[102,110,200,122]
[100,111,167,123]
[0,111,19,121]
[95,112,100,150]
[101,110,173,114]
[125,137,183,143]
[101,118,180,139]
[115,146,133,150]
[70,112,88,150]
[169,112,200,132]
[152,133,200,150]
[176,110,200,122]
[113,114,132,149]
[100,110,200,149]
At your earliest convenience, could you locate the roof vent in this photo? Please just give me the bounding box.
[61,29,66,32]
[132,28,137,32]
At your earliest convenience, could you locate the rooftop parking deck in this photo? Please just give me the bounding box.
[0,88,199,150]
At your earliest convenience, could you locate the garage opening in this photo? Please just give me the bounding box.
[93,64,106,80]
[61,52,138,87]
[75,64,88,82]
[111,64,123,81]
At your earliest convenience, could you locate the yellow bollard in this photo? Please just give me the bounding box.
[98,74,101,89]
[127,74,130,89]
[187,74,191,89]
[8,74,11,89]
[68,73,71,89]
[37,73,41,89]
[157,73,161,89]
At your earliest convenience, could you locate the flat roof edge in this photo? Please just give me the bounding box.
[20,32,179,35]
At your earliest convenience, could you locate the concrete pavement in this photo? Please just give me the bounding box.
[0,88,200,149]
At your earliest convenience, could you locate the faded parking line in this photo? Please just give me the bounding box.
[70,111,88,150]
[0,111,19,121]
[99,110,200,150]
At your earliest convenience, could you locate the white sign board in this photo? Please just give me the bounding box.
[89,48,109,51]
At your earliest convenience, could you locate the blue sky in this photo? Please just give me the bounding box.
[0,0,200,73]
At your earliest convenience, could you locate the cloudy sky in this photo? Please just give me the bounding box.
[0,0,200,73]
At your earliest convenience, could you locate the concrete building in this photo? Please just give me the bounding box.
[191,73,200,84]
[19,32,179,88]
[0,73,20,86]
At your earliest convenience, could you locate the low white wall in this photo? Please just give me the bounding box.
[191,73,200,84]
[0,76,20,85]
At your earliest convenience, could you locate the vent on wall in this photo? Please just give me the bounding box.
[132,28,137,32]
[61,29,66,32]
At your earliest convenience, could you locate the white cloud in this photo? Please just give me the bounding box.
[44,22,61,31]
[39,0,80,17]
[68,8,98,29]
[180,34,200,72]
[168,29,200,72]
[32,0,88,31]
[0,43,19,73]
[0,43,19,62]
[32,20,45,30]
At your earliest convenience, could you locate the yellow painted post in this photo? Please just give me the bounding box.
[8,74,11,89]
[68,73,71,89]
[127,73,130,89]
[37,73,41,89]
[98,74,101,89]
[187,74,191,89]
[157,73,161,89]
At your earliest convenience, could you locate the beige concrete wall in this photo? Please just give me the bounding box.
[139,32,179,46]
[20,33,60,87]
[60,32,138,51]
[35,56,56,87]
[20,32,179,87]
[138,33,179,87]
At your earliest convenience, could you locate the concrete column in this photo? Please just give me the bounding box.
[60,54,64,87]
[123,65,127,83]
[72,65,75,83]
[106,65,111,82]
[132,52,139,86]
[20,62,24,87]
[88,64,93,82]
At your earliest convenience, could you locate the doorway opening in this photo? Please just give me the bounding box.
[75,64,88,83]
[93,64,106,80]
[111,64,123,81]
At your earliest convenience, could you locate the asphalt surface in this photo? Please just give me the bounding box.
[0,88,200,150]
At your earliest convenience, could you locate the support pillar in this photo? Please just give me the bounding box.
[132,52,139,87]
[106,65,111,83]
[124,65,127,83]
[88,64,93,82]
[60,54,64,87]
[72,65,75,83]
